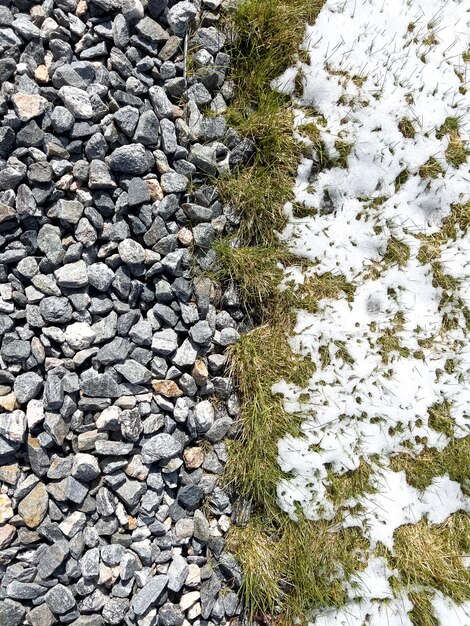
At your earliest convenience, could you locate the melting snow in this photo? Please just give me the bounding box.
[272,0,470,623]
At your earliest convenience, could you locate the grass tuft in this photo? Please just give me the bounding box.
[398,117,416,138]
[419,157,444,179]
[445,130,469,168]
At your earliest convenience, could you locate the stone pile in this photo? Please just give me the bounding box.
[0,0,255,623]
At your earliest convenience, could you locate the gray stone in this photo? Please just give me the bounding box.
[0,410,26,443]
[44,374,64,410]
[149,86,174,119]
[37,541,69,579]
[45,583,76,615]
[102,598,129,625]
[80,547,100,578]
[178,484,204,510]
[109,144,150,175]
[87,263,114,291]
[127,177,151,206]
[81,374,121,398]
[25,603,56,626]
[141,433,182,464]
[172,338,198,368]
[136,16,169,41]
[13,372,43,403]
[115,478,146,508]
[134,110,160,145]
[95,337,131,365]
[131,575,168,616]
[101,543,126,565]
[151,328,178,355]
[40,297,73,323]
[88,160,116,189]
[6,582,45,600]
[167,1,197,35]
[94,440,133,455]
[51,106,75,133]
[192,26,226,55]
[189,320,213,344]
[1,340,30,362]
[194,400,214,432]
[218,327,240,345]
[201,575,222,619]
[0,599,25,626]
[56,199,84,223]
[159,602,185,626]
[114,106,139,137]
[161,172,188,194]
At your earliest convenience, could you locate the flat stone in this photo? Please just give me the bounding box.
[37,541,69,579]
[141,433,182,464]
[54,260,88,288]
[58,86,93,119]
[56,199,84,223]
[115,360,152,384]
[81,374,121,398]
[45,583,76,615]
[167,554,189,592]
[18,482,48,528]
[131,575,168,616]
[151,380,183,398]
[0,409,26,443]
[12,93,48,122]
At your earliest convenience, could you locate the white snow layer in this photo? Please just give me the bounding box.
[272,0,470,623]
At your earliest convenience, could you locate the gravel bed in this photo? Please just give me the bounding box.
[0,0,255,624]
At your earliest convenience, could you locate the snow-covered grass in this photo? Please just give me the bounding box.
[269,0,470,623]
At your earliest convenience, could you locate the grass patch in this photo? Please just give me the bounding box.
[395,168,410,191]
[226,324,314,511]
[391,514,470,603]
[390,436,470,492]
[326,460,375,504]
[417,201,470,264]
[227,518,369,622]
[219,0,325,246]
[435,116,460,140]
[377,312,411,363]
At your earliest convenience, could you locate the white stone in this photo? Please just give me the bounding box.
[194,400,214,432]
[26,399,44,429]
[64,322,96,350]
